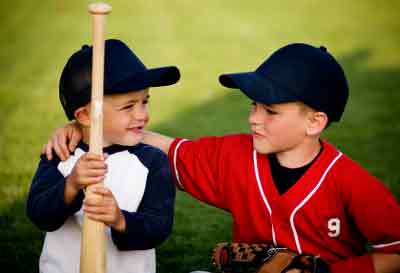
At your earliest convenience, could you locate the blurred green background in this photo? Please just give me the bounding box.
[0,0,399,272]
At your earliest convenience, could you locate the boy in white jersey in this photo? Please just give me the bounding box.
[27,39,179,273]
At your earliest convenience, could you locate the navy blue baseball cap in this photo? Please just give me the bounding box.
[219,43,349,122]
[59,39,180,120]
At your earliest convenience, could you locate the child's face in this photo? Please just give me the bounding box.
[248,101,311,154]
[101,89,150,147]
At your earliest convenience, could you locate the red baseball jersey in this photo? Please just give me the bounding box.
[168,134,400,267]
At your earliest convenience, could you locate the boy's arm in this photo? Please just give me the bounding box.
[142,130,174,154]
[372,253,400,273]
[330,253,400,273]
[110,151,175,250]
[42,121,82,161]
[330,159,400,273]
[42,125,174,160]
[27,155,84,231]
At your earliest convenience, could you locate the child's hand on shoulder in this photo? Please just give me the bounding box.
[83,186,126,232]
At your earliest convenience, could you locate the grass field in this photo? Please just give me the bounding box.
[0,1,399,272]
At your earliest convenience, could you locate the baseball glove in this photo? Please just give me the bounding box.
[211,242,330,273]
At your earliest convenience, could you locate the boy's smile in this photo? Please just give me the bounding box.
[101,89,150,147]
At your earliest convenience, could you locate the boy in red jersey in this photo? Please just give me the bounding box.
[44,43,400,273]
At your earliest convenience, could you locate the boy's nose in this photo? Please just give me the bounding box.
[248,105,262,125]
[133,106,149,121]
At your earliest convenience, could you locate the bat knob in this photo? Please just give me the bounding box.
[88,3,112,15]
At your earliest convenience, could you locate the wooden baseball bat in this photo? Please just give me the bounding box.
[80,3,111,273]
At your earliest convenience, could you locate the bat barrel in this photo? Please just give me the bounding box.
[88,3,112,15]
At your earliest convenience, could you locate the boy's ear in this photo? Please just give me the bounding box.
[306,111,328,136]
[74,106,90,126]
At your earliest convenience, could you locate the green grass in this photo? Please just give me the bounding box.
[0,0,399,272]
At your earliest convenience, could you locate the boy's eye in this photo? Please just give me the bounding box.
[120,104,134,111]
[264,107,278,115]
[143,99,149,105]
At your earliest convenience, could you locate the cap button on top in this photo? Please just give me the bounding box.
[319,46,327,52]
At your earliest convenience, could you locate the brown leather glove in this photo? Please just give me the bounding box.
[211,242,330,273]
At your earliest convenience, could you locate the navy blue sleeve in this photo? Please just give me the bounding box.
[26,154,84,231]
[111,146,175,250]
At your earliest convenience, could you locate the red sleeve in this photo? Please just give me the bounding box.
[167,136,233,210]
[337,156,400,253]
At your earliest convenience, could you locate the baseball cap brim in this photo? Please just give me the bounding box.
[219,71,299,104]
[108,66,180,93]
